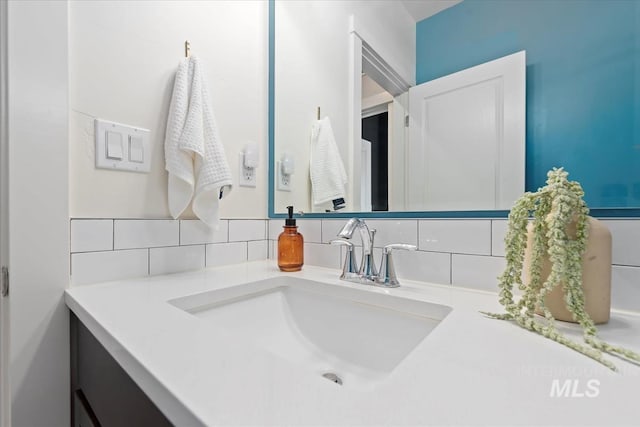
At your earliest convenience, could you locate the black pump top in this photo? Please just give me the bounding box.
[285,206,296,226]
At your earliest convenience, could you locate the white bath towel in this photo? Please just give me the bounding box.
[164,56,232,229]
[309,117,348,205]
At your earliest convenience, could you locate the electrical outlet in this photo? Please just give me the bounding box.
[239,154,256,187]
[276,161,291,191]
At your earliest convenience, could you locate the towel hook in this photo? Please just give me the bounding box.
[317,107,321,120]
[185,40,191,58]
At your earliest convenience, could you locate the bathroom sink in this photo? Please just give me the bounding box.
[169,277,451,390]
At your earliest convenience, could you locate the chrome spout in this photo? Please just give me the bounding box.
[337,218,376,278]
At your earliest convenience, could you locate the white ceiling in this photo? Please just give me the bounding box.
[400,0,463,22]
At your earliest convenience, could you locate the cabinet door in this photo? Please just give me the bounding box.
[73,316,172,427]
[74,391,99,427]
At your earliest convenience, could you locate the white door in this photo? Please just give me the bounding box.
[0,0,9,424]
[408,51,525,211]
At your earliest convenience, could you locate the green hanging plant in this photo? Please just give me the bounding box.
[482,168,640,371]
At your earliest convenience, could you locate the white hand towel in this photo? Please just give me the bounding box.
[309,117,348,205]
[164,56,232,229]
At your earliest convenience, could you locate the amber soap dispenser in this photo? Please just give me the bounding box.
[278,206,304,271]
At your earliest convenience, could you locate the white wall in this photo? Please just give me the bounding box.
[8,1,70,425]
[0,1,9,424]
[274,0,415,213]
[69,0,268,219]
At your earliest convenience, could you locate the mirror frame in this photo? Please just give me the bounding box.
[267,0,640,219]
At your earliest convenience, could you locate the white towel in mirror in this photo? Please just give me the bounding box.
[310,117,348,206]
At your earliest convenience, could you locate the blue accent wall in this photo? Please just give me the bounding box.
[416,0,640,208]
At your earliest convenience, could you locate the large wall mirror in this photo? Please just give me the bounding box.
[268,0,640,218]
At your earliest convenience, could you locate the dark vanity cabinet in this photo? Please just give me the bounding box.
[70,314,173,427]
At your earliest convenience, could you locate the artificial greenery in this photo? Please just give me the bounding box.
[483,168,640,371]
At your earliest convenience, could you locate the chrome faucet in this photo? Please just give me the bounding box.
[337,218,377,279]
[330,218,416,288]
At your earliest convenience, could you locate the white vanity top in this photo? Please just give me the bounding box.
[65,261,640,426]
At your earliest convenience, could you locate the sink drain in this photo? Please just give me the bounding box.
[322,372,343,385]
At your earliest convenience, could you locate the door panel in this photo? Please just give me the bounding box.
[408,51,525,211]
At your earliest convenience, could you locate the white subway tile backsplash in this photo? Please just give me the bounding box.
[150,245,205,276]
[297,220,322,243]
[180,220,228,245]
[248,240,268,261]
[492,219,640,266]
[114,220,179,249]
[321,220,347,243]
[451,254,506,292]
[612,265,640,313]
[491,220,508,257]
[268,239,276,260]
[321,219,418,247]
[68,217,640,317]
[228,220,266,242]
[367,220,418,248]
[71,249,148,286]
[602,220,640,266]
[393,250,451,285]
[71,219,113,252]
[419,220,491,255]
[268,220,280,241]
[491,219,640,262]
[304,242,341,269]
[206,242,248,267]
[268,219,322,243]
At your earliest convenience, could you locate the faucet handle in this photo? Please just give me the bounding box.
[376,243,417,287]
[330,238,354,247]
[330,239,359,279]
[383,243,417,254]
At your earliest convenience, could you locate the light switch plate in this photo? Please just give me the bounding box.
[95,119,151,173]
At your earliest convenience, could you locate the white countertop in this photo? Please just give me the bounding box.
[65,261,640,426]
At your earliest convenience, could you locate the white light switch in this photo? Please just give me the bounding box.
[129,135,144,163]
[106,131,123,160]
[95,119,151,173]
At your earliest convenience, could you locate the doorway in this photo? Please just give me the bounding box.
[349,27,410,212]
[362,108,389,212]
